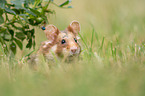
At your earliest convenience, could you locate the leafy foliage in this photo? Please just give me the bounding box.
[0,0,72,55]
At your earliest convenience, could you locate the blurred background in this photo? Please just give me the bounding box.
[1,0,145,96]
[33,0,145,51]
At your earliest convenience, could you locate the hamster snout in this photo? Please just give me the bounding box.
[70,46,77,53]
[69,45,80,55]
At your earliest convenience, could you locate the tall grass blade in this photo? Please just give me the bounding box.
[78,33,88,50]
[100,36,105,50]
[90,27,95,51]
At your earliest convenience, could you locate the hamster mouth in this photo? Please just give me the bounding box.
[68,53,78,57]
[68,55,75,58]
[67,50,81,58]
[65,55,78,62]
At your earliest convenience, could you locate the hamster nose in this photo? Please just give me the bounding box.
[71,49,77,53]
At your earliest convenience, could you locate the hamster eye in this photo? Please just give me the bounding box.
[61,39,66,44]
[74,38,77,43]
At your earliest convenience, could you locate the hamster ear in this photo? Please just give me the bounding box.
[67,21,80,35]
[44,25,59,42]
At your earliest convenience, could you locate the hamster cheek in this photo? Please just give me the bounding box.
[62,48,70,56]
[76,47,81,54]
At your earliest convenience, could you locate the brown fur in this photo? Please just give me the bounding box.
[29,21,81,65]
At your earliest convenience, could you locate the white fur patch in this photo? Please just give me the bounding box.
[43,41,52,48]
[70,46,78,50]
[76,36,80,39]
[45,41,52,45]
[50,44,57,53]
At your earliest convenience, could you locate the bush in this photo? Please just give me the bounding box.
[0,0,72,56]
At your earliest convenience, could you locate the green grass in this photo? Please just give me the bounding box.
[0,0,145,96]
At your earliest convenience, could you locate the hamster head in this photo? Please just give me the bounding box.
[40,21,81,60]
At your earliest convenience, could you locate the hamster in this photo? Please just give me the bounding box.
[29,21,81,65]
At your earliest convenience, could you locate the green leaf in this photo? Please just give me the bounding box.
[12,8,22,14]
[14,38,23,50]
[11,0,36,16]
[10,42,16,55]
[0,0,6,9]
[0,35,9,55]
[0,26,7,32]
[59,0,72,7]
[26,39,32,49]
[11,0,25,8]
[4,32,11,41]
[30,29,35,36]
[4,7,16,15]
[15,32,26,41]
[36,17,44,24]
[67,6,73,8]
[19,14,29,23]
[8,29,14,37]
[24,0,35,8]
[0,8,3,15]
[33,0,42,8]
[23,25,29,29]
[19,14,29,17]
[0,15,4,24]
[29,8,40,16]
[12,7,36,16]
[27,32,32,39]
[5,3,14,7]
[25,0,35,4]
[24,8,36,16]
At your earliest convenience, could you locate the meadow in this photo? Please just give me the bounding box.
[0,0,145,96]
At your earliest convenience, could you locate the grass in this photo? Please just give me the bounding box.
[0,0,145,96]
